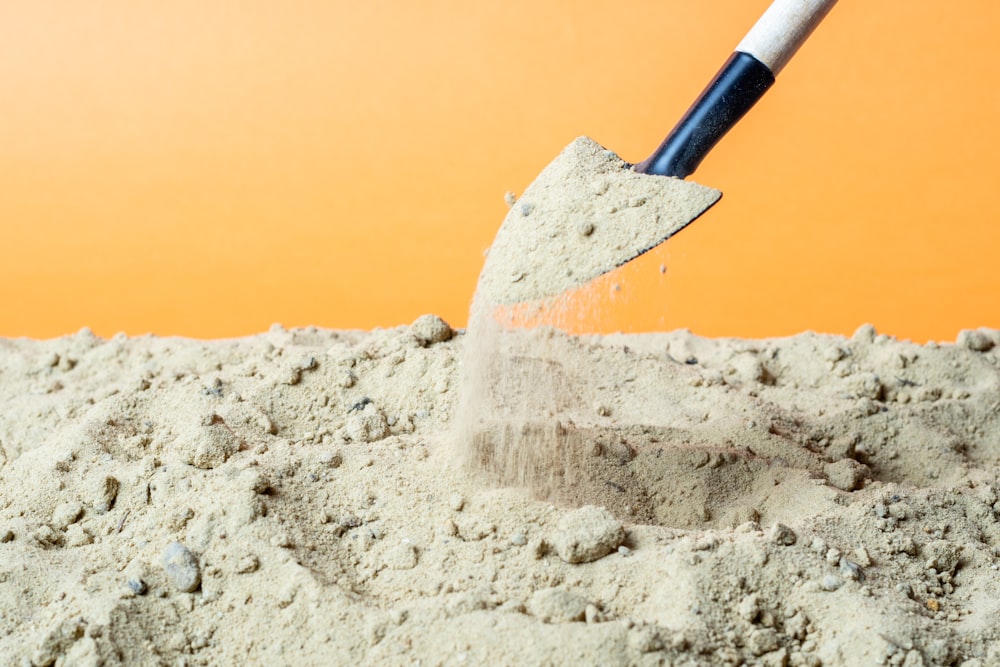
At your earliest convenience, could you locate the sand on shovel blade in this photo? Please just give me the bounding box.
[475,136,721,306]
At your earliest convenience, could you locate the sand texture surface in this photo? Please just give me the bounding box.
[2,321,1000,666]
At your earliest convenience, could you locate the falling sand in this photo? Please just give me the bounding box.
[457,135,722,510]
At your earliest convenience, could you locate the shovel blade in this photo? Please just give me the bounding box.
[476,137,721,306]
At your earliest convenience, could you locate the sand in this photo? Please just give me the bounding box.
[4,137,1000,666]
[2,321,1000,666]
[475,137,720,306]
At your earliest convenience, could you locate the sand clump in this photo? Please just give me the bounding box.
[551,505,626,564]
[2,321,1000,664]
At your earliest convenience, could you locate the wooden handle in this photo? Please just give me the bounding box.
[736,0,838,75]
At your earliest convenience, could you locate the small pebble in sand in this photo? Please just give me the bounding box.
[551,505,625,564]
[162,542,201,593]
[127,576,148,595]
[768,523,797,546]
[411,314,453,347]
[820,575,844,591]
[839,558,864,582]
[0,528,14,543]
[957,329,995,352]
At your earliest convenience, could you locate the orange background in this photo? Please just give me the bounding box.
[2,1,998,342]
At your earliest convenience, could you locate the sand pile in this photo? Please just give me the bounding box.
[3,137,1000,666]
[2,320,1000,665]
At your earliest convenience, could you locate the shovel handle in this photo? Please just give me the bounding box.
[737,0,839,75]
[635,0,838,178]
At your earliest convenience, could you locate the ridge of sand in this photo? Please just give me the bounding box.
[2,322,1000,665]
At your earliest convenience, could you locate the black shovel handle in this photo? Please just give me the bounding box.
[635,0,838,179]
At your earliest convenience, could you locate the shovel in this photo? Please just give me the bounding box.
[476,0,838,307]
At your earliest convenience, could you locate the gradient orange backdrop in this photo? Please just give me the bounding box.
[3,1,998,341]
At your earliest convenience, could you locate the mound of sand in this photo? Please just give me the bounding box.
[2,319,999,666]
